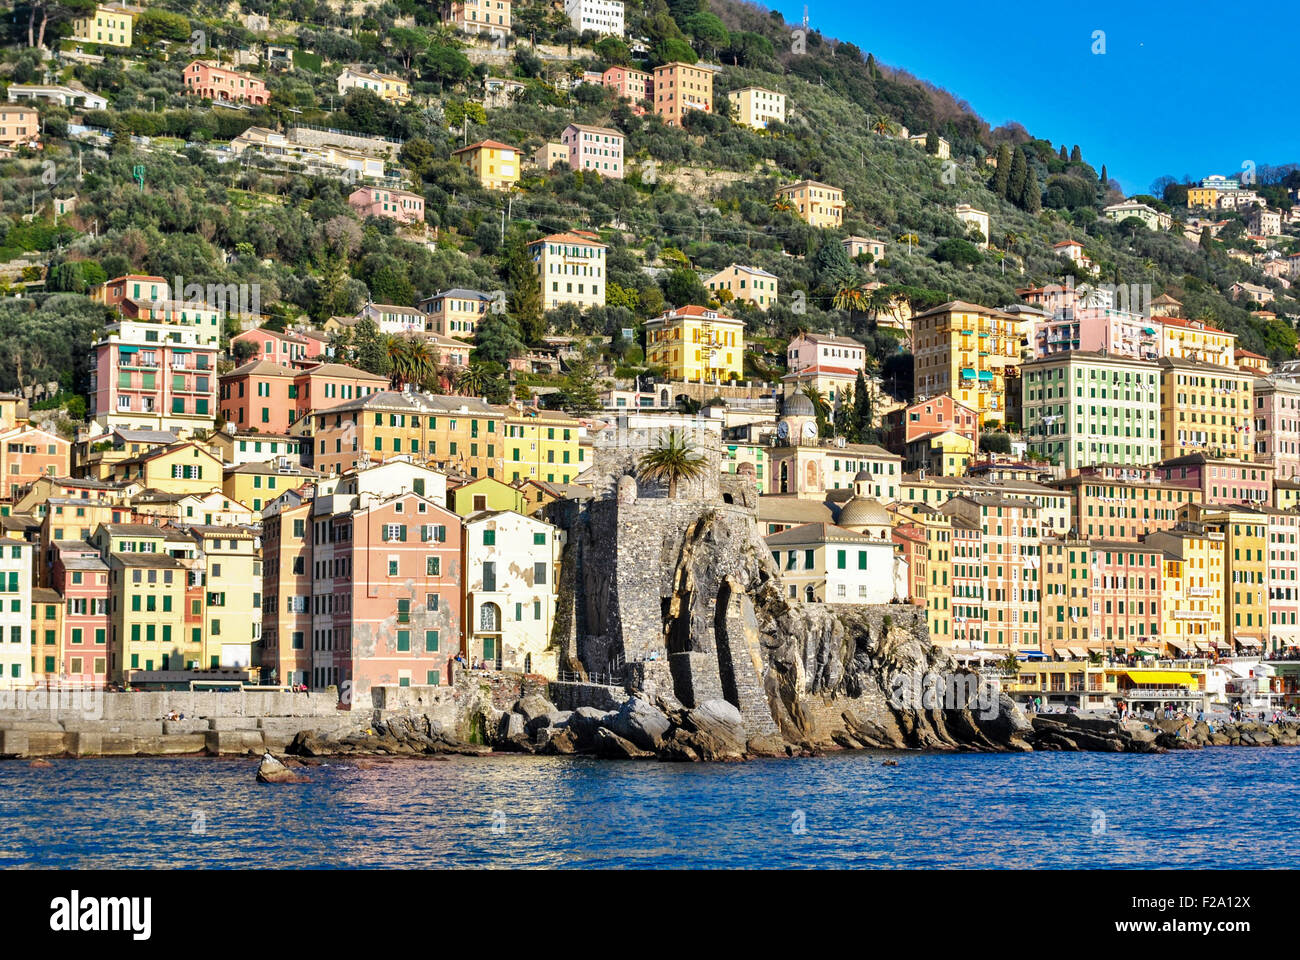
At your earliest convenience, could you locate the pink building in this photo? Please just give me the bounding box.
[231,327,317,369]
[91,334,218,430]
[1266,507,1300,652]
[601,67,652,113]
[1089,540,1162,654]
[318,492,463,699]
[1033,307,1158,360]
[52,544,111,686]
[1253,377,1300,481]
[183,60,269,105]
[348,186,425,225]
[561,123,624,179]
[1155,454,1273,506]
[785,332,867,375]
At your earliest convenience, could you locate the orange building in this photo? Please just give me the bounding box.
[652,61,713,127]
[0,425,72,501]
[219,360,297,435]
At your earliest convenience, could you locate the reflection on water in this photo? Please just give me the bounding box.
[0,749,1295,868]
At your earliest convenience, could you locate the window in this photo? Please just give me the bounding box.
[424,630,439,652]
[534,562,547,585]
[396,630,410,652]
[426,556,441,576]
[483,529,495,546]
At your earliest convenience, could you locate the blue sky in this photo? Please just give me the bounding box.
[774,2,1292,194]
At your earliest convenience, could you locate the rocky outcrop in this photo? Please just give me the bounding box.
[256,753,308,783]
[549,491,1033,757]
[285,717,490,758]
[1030,713,1300,752]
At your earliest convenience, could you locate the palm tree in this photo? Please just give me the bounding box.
[870,114,896,136]
[384,335,411,387]
[637,429,707,499]
[832,284,866,317]
[405,338,436,386]
[866,286,894,326]
[771,195,795,214]
[455,363,487,397]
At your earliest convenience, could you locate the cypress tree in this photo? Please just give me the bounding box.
[852,370,872,440]
[992,143,1012,198]
[1008,149,1028,207]
[1023,171,1041,214]
[1100,164,1108,187]
[505,234,545,345]
[1058,145,1068,161]
[1071,144,1082,162]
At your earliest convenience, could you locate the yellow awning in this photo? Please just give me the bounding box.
[1124,671,1195,686]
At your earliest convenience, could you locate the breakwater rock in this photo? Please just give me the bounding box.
[1031,713,1300,752]
[285,716,491,758]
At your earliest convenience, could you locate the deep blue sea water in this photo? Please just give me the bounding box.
[1,749,1296,868]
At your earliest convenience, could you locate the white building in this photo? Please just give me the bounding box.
[0,542,33,690]
[764,522,896,604]
[462,511,560,678]
[564,0,624,36]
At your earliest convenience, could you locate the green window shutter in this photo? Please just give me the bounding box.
[425,630,439,652]
[396,630,410,651]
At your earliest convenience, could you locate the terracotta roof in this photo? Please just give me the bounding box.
[452,139,519,154]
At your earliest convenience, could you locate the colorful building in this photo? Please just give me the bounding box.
[183,60,269,105]
[312,391,504,480]
[728,86,785,129]
[912,301,1021,427]
[1252,376,1300,481]
[0,425,71,502]
[1145,527,1226,657]
[1154,454,1272,507]
[1157,356,1254,461]
[219,360,298,435]
[348,185,425,224]
[774,180,844,229]
[766,522,898,604]
[452,139,520,191]
[502,405,585,485]
[1051,465,1201,540]
[420,289,493,339]
[706,264,779,310]
[450,0,511,33]
[462,511,560,676]
[336,67,410,104]
[1021,352,1161,470]
[529,232,608,311]
[69,3,136,47]
[561,122,624,179]
[881,394,978,457]
[0,541,33,689]
[652,61,713,127]
[645,305,744,383]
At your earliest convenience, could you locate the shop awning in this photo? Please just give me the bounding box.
[1235,636,1261,648]
[1134,646,1158,657]
[1066,646,1087,659]
[1164,638,1188,653]
[1125,671,1195,686]
[1193,640,1212,652]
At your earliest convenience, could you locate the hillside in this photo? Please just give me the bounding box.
[1,0,1297,418]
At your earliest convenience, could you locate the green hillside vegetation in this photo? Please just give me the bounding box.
[1,0,1297,409]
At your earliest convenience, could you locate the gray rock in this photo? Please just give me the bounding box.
[686,699,745,743]
[256,753,307,784]
[608,697,671,751]
[593,727,654,759]
[514,694,558,723]
[568,706,616,749]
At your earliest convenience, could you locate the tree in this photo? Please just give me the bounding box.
[422,44,472,89]
[506,234,545,344]
[992,143,1012,198]
[555,352,603,414]
[800,383,832,437]
[1070,144,1082,163]
[1007,148,1028,206]
[852,370,873,440]
[637,429,706,498]
[664,267,709,307]
[683,11,727,59]
[352,318,392,378]
[474,309,525,367]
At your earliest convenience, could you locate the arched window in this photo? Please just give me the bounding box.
[478,602,501,632]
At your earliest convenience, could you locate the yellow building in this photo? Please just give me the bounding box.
[450,0,511,33]
[645,305,744,382]
[1157,356,1254,460]
[503,405,585,485]
[1159,316,1236,366]
[180,526,261,671]
[1039,537,1092,657]
[911,301,1022,427]
[1186,187,1221,209]
[336,67,410,104]
[1145,526,1227,656]
[528,232,608,311]
[728,86,785,129]
[906,429,976,477]
[652,61,713,127]
[107,550,191,681]
[705,264,779,310]
[1185,504,1267,653]
[70,2,136,47]
[447,476,526,517]
[452,139,520,191]
[902,505,953,644]
[30,587,63,682]
[223,461,320,513]
[775,180,844,229]
[109,441,225,495]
